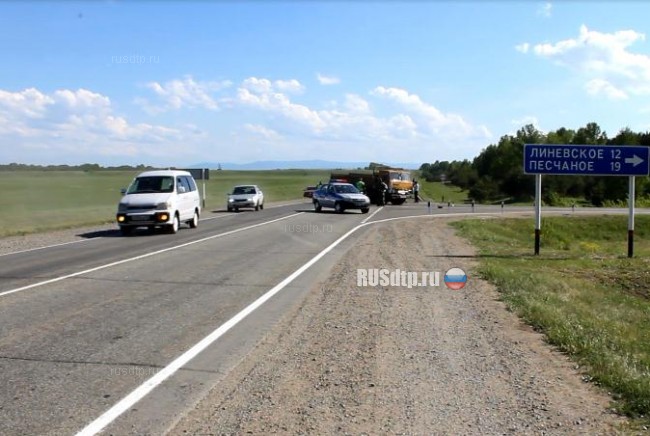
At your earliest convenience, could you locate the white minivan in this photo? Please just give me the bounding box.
[116,170,201,235]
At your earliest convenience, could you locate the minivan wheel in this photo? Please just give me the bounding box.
[169,214,180,234]
[189,211,199,228]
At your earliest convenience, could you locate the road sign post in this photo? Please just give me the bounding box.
[535,174,541,255]
[524,144,649,257]
[629,176,635,258]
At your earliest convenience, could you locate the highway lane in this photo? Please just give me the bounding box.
[0,203,308,295]
[1,202,647,435]
[0,203,378,435]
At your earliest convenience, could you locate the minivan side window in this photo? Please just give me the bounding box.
[177,177,191,193]
[182,176,197,192]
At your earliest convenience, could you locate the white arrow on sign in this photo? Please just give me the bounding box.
[625,154,645,167]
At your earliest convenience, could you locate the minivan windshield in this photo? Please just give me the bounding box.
[127,176,174,194]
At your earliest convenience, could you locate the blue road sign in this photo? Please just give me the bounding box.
[524,144,650,176]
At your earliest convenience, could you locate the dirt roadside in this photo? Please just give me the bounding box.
[170,219,627,435]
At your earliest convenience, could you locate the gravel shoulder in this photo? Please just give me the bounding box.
[170,219,626,435]
[0,223,117,256]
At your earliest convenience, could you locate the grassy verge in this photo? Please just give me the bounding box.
[0,169,329,237]
[417,179,468,204]
[451,215,650,423]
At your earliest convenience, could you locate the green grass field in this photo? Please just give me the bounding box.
[416,177,469,205]
[452,215,650,423]
[0,169,330,237]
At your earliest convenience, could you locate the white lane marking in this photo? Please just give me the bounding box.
[73,210,523,435]
[361,206,383,224]
[70,208,605,434]
[0,202,305,257]
[0,216,234,258]
[75,219,365,436]
[0,213,303,299]
[0,238,102,258]
[366,211,506,225]
[193,214,235,222]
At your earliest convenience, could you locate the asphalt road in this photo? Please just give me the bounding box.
[0,201,645,435]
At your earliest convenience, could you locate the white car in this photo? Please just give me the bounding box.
[116,170,201,235]
[227,185,264,211]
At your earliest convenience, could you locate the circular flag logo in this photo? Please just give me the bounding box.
[444,267,467,290]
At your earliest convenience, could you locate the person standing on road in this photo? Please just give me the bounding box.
[377,177,387,206]
[413,179,420,203]
[355,178,366,194]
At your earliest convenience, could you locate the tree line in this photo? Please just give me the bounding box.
[0,163,155,172]
[419,123,650,206]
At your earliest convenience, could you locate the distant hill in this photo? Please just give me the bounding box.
[190,160,420,170]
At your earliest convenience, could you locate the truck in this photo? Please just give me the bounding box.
[330,167,413,205]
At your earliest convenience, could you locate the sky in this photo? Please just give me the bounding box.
[1,1,650,168]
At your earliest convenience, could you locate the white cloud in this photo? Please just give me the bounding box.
[386,114,418,138]
[344,94,371,114]
[243,123,281,140]
[238,78,327,131]
[233,78,490,160]
[0,76,494,165]
[241,77,304,94]
[537,2,552,18]
[521,25,650,99]
[515,43,530,54]
[316,73,341,85]
[241,77,273,94]
[0,88,54,118]
[370,86,491,139]
[585,79,628,100]
[53,89,111,110]
[143,76,232,112]
[275,79,305,94]
[0,87,193,164]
